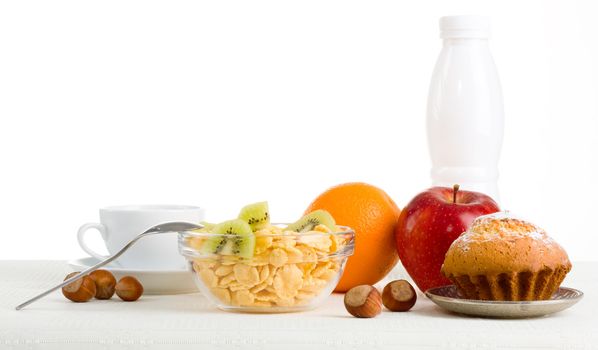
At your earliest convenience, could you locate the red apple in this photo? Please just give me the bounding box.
[395,185,499,292]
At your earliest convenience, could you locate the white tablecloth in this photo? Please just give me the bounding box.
[1,260,596,349]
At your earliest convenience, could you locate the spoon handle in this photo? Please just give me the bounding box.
[15,230,165,310]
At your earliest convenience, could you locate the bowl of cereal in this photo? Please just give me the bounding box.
[178,202,355,313]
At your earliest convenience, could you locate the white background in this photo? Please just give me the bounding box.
[1,0,596,261]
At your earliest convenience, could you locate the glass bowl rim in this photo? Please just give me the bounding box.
[178,224,355,239]
[178,224,355,259]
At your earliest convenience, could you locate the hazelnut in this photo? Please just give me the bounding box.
[89,269,116,300]
[115,276,144,301]
[382,279,417,312]
[61,272,96,302]
[343,285,382,318]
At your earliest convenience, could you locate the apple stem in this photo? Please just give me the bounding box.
[453,184,460,204]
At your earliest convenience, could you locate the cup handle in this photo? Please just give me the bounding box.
[77,223,109,260]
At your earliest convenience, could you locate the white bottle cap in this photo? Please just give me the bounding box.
[439,15,491,39]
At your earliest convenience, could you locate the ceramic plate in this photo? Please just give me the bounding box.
[68,257,198,295]
[425,285,583,318]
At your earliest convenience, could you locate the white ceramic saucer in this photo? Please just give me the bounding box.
[426,285,583,318]
[68,257,198,295]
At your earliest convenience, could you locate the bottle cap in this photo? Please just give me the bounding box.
[439,15,491,39]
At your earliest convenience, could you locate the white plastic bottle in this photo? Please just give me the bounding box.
[427,15,504,201]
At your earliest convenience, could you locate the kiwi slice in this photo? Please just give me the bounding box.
[286,209,336,233]
[238,201,270,231]
[191,221,216,233]
[199,219,255,259]
[200,221,216,229]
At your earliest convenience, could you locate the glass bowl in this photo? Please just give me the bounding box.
[178,224,355,313]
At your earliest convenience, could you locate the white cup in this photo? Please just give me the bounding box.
[77,205,204,270]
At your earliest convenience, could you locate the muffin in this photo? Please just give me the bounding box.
[441,212,571,301]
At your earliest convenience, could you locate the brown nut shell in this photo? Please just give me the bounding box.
[89,269,116,300]
[62,272,96,302]
[382,279,417,311]
[115,276,144,301]
[343,285,382,318]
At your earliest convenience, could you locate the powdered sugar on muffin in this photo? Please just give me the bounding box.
[454,212,557,252]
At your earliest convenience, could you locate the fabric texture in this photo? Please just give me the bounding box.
[1,260,595,349]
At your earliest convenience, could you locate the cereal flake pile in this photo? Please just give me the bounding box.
[192,224,345,308]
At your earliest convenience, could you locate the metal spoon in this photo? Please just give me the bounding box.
[15,221,203,311]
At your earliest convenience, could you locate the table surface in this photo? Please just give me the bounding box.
[1,260,596,350]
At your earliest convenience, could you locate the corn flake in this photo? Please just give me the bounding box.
[254,236,273,255]
[298,235,331,252]
[199,268,218,288]
[214,265,233,277]
[295,245,317,263]
[212,288,231,304]
[233,290,255,306]
[250,281,268,294]
[233,264,260,287]
[275,297,295,307]
[255,290,278,302]
[218,273,236,288]
[269,248,288,267]
[273,264,303,299]
[251,300,272,307]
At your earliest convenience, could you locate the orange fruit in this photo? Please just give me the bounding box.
[305,182,401,292]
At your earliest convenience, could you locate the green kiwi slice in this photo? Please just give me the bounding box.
[191,221,216,233]
[238,201,270,231]
[200,221,216,230]
[199,219,255,259]
[285,209,336,233]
